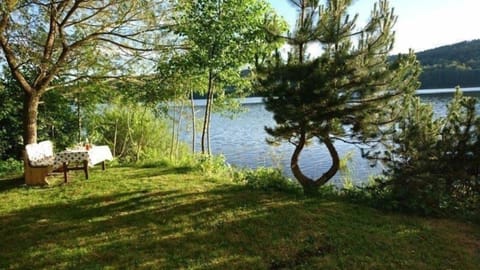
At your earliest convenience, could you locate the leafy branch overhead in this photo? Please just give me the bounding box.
[0,0,171,144]
[171,0,287,155]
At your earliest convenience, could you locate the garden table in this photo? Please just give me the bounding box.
[53,145,113,182]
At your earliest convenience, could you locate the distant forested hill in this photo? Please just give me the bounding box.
[413,39,480,89]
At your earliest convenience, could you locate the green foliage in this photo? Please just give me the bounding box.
[235,167,302,193]
[0,0,168,145]
[0,76,23,159]
[194,154,233,178]
[1,1,165,84]
[339,152,355,190]
[171,0,287,154]
[173,0,284,75]
[0,70,77,159]
[373,89,480,216]
[87,100,186,163]
[37,91,78,150]
[0,158,23,177]
[420,67,480,89]
[417,39,480,69]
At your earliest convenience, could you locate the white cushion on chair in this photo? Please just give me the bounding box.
[26,140,55,167]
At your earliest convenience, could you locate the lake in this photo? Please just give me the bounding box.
[180,87,480,186]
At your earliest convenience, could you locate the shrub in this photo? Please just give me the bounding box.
[0,158,23,178]
[372,89,480,216]
[87,101,189,164]
[0,75,77,160]
[235,167,302,194]
[194,154,233,178]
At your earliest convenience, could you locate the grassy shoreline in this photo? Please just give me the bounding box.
[1,165,479,269]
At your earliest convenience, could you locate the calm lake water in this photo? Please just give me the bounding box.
[180,87,480,186]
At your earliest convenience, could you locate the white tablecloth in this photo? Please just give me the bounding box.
[53,146,113,170]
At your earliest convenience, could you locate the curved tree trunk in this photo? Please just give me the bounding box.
[291,130,313,188]
[23,92,41,145]
[290,132,340,195]
[316,136,340,186]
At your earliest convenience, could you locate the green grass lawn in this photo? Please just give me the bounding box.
[0,165,479,269]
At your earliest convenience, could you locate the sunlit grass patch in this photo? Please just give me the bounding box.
[0,165,479,269]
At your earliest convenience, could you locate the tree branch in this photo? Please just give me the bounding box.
[0,12,33,93]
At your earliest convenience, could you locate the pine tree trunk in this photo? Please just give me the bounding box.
[291,130,313,188]
[316,136,340,186]
[298,1,305,64]
[290,131,340,195]
[23,92,40,145]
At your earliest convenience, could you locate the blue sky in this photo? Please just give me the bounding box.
[268,0,480,54]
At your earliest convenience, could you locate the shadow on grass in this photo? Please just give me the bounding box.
[1,169,478,270]
[0,175,24,192]
[0,165,195,190]
[104,165,198,181]
[0,183,338,269]
[136,161,196,174]
[157,166,196,175]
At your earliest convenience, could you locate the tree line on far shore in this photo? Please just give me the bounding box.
[412,39,480,89]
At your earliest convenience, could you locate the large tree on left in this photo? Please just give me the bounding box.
[0,0,168,145]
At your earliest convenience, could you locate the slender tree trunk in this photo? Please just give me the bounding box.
[119,112,131,158]
[299,1,305,64]
[170,97,176,161]
[190,89,196,153]
[206,84,214,155]
[201,70,214,155]
[76,94,82,143]
[175,100,185,162]
[23,92,41,145]
[113,119,118,158]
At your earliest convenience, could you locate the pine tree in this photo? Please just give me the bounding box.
[379,89,480,214]
[258,0,421,194]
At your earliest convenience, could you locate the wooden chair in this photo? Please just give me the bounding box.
[24,140,55,185]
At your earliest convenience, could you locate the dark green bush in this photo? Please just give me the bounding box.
[0,158,23,178]
[194,154,233,177]
[373,89,479,217]
[0,74,77,160]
